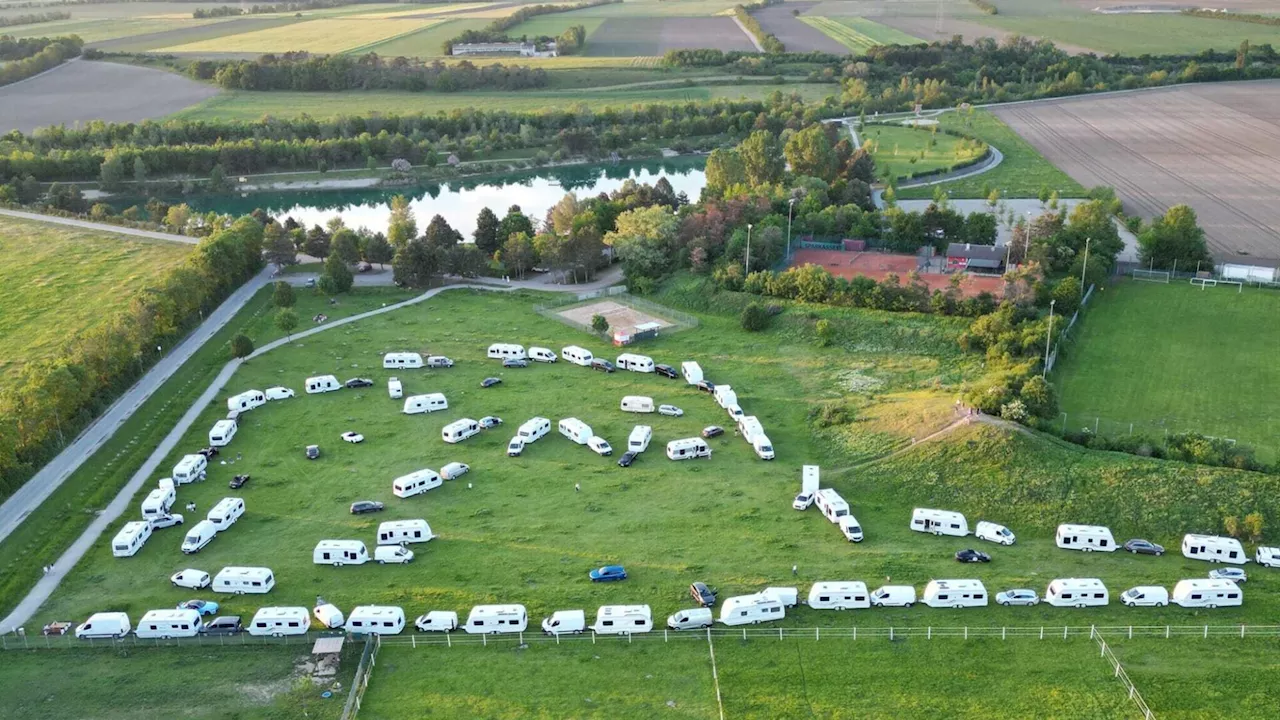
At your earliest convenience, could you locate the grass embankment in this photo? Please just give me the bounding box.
[863,123,987,183]
[800,16,924,53]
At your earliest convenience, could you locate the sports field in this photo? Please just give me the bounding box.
[1054,281,1280,461]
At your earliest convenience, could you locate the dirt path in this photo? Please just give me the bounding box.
[0,208,197,244]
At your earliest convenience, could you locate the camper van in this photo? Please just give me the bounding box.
[1045,578,1109,608]
[561,346,594,367]
[487,343,526,361]
[814,489,850,524]
[681,361,703,385]
[1181,534,1248,564]
[628,425,652,453]
[713,385,737,408]
[111,520,153,558]
[590,605,653,635]
[403,393,448,415]
[620,396,655,413]
[1257,547,1280,568]
[1172,579,1242,608]
[558,418,593,445]
[541,610,586,636]
[213,566,275,595]
[305,375,341,394]
[226,390,266,413]
[75,612,131,639]
[838,515,864,542]
[426,356,453,369]
[616,353,655,373]
[922,579,988,608]
[910,508,970,537]
[529,347,557,363]
[172,454,207,485]
[463,604,528,634]
[1055,524,1117,552]
[140,486,176,521]
[975,521,1016,546]
[392,469,442,498]
[718,593,786,626]
[206,497,245,531]
[752,434,775,460]
[441,418,481,444]
[666,438,711,460]
[247,607,310,637]
[667,607,714,631]
[208,419,238,447]
[136,609,203,639]
[347,606,406,635]
[181,520,218,554]
[388,378,403,399]
[518,417,551,443]
[313,540,370,566]
[1120,586,1169,607]
[383,352,423,369]
[808,582,870,610]
[870,585,917,608]
[377,519,434,545]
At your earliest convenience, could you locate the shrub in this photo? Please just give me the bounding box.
[591,314,609,333]
[741,302,770,331]
[230,334,254,358]
[810,401,854,427]
[272,280,295,308]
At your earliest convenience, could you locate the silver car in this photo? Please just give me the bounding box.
[996,589,1039,606]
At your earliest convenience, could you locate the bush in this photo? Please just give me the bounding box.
[230,333,254,358]
[591,314,609,333]
[272,280,295,308]
[810,401,855,427]
[741,302,770,331]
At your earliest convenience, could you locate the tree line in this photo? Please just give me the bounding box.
[193,52,550,92]
[441,0,619,54]
[0,11,70,27]
[191,0,363,18]
[734,0,785,54]
[0,34,81,87]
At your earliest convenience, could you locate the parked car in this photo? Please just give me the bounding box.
[341,431,365,444]
[350,501,385,515]
[690,581,717,607]
[345,378,374,389]
[229,474,250,489]
[590,358,615,373]
[306,445,320,460]
[479,416,503,429]
[1123,538,1165,556]
[502,358,528,368]
[694,380,715,393]
[996,589,1039,606]
[955,549,991,563]
[441,462,470,480]
[171,569,211,590]
[792,491,815,510]
[617,451,637,468]
[589,565,628,582]
[702,426,724,439]
[507,437,524,456]
[1209,567,1248,583]
[481,377,502,388]
[42,621,73,636]
[655,364,678,379]
[178,599,220,616]
[658,405,684,417]
[149,513,185,529]
[197,446,220,459]
[304,278,316,288]
[200,616,243,636]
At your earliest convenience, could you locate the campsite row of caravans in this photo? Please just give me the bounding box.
[381,352,453,369]
[487,343,659,372]
[313,519,435,566]
[114,495,244,558]
[687,360,774,460]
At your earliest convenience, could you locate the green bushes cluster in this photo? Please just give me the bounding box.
[969,0,997,14]
[0,11,70,28]
[0,34,81,87]
[197,53,550,92]
[441,0,619,53]
[733,1,785,54]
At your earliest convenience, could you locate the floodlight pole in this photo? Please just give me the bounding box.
[786,199,796,261]
[1043,299,1055,378]
[745,223,753,276]
[1080,237,1090,289]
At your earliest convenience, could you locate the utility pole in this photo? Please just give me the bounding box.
[745,223,753,276]
[1080,236,1090,290]
[786,199,796,262]
[1043,299,1055,377]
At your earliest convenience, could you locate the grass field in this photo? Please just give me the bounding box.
[1107,638,1280,720]
[984,12,1280,55]
[800,16,924,53]
[354,17,490,57]
[4,17,226,42]
[863,123,987,182]
[507,14,606,40]
[1053,281,1280,462]
[348,3,499,19]
[0,216,190,380]
[158,17,442,53]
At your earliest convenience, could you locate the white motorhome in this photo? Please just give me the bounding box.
[910,508,969,537]
[213,566,275,595]
[713,385,737,408]
[541,609,585,636]
[208,419,238,447]
[172,454,207,485]
[808,582,870,610]
[206,497,245,531]
[136,609,203,639]
[529,347,557,363]
[140,486,176,520]
[313,540,370,566]
[388,377,403,399]
[1172,579,1242,608]
[393,469,443,498]
[839,515,864,542]
[628,425,652,453]
[666,438,711,460]
[561,345,594,367]
[347,606,406,635]
[815,488,850,524]
[377,519,434,545]
[464,604,528,634]
[442,418,480,444]
[76,612,131,639]
[1045,578,1109,608]
[922,579,988,608]
[975,521,1016,546]
[1257,547,1280,568]
[752,434,775,460]
[487,343,526,360]
[305,375,341,394]
[590,605,653,635]
[1120,586,1169,607]
[620,396,655,413]
[403,393,448,415]
[870,585,917,608]
[518,417,551,442]
[558,418,593,445]
[1181,534,1248,564]
[616,353,655,373]
[383,352,423,369]
[226,390,266,413]
[112,520,153,558]
[181,520,218,554]
[681,361,703,385]
[718,593,786,626]
[1055,524,1117,552]
[247,607,310,636]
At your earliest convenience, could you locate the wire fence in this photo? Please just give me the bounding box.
[1044,283,1094,374]
[532,291,699,339]
[341,634,380,720]
[1090,626,1155,720]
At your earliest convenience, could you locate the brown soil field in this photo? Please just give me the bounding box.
[994,81,1280,264]
[584,17,756,56]
[559,300,673,335]
[792,249,1005,297]
[87,17,294,52]
[0,60,218,134]
[753,2,847,54]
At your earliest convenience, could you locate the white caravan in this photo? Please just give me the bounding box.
[213,566,275,595]
[713,385,737,408]
[487,343,526,360]
[393,469,443,498]
[762,587,799,608]
[388,377,403,399]
[541,609,586,636]
[591,605,653,635]
[718,593,786,626]
[752,434,775,460]
[518,417,551,442]
[1045,578,1109,608]
[76,612,131,639]
[136,609,203,639]
[529,347,557,363]
[313,540,370,566]
[441,418,480,443]
[1120,586,1169,607]
[1257,547,1280,568]
[681,361,703,385]
[558,418,593,445]
[794,466,821,510]
[1055,524,1117,552]
[839,515,864,542]
[377,519,434,545]
[248,607,310,636]
[616,353,655,373]
[870,585,917,608]
[112,520,153,558]
[1181,534,1248,564]
[383,352,423,369]
[628,425,652,453]
[620,396,655,413]
[172,454,207,485]
[910,508,969,537]
[975,521,1016,546]
[347,606,406,635]
[305,375,341,394]
[814,488,850,524]
[403,393,448,414]
[464,604,528,634]
[561,345,594,367]
[140,486,175,521]
[666,438,711,460]
[208,419,238,447]
[206,497,245,531]
[181,520,218,554]
[808,582,870,610]
[922,579,988,608]
[226,390,266,413]
[737,416,764,442]
[1172,579,1242,608]
[314,602,345,629]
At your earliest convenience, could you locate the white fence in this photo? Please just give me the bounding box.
[1091,626,1155,720]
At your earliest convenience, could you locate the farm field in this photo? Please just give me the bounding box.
[862,123,987,181]
[1053,281,1280,462]
[157,17,445,54]
[2,16,227,43]
[585,17,756,56]
[800,15,924,53]
[356,17,489,57]
[983,10,1280,55]
[750,2,846,54]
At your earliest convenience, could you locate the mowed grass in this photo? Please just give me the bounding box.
[984,12,1280,55]
[1054,281,1280,461]
[159,17,441,53]
[355,17,489,57]
[348,2,499,19]
[800,16,924,53]
[1107,638,1280,720]
[863,123,987,181]
[0,216,190,380]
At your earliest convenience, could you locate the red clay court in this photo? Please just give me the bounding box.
[791,249,1005,298]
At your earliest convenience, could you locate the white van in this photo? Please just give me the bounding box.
[264,387,294,401]
[226,389,266,413]
[808,582,870,610]
[136,609,203,639]
[1045,578,1109,608]
[305,375,341,394]
[348,606,406,635]
[1257,546,1280,568]
[426,356,453,369]
[667,437,711,460]
[383,352,423,369]
[1121,585,1169,607]
[922,579,988,608]
[667,607,714,630]
[558,418,593,445]
[975,521,1016,546]
[112,520,153,558]
[620,396,655,413]
[313,540,369,566]
[388,378,403,399]
[464,604,528,634]
[140,486,175,521]
[181,520,218,554]
[839,515,864,542]
[718,593,786,626]
[713,385,736,408]
[561,345,594,367]
[377,519,434,545]
[172,454,207,485]
[815,489,849,524]
[587,436,613,456]
[1181,534,1247,564]
[628,425,652,453]
[403,393,448,415]
[208,419,238,447]
[591,605,652,635]
[529,347,557,363]
[213,566,275,595]
[541,609,586,636]
[910,508,969,537]
[616,353,655,373]
[441,418,481,444]
[1172,579,1242,608]
[248,607,310,636]
[1055,524,1117,552]
[414,611,458,633]
[752,434,775,460]
[75,612,131,639]
[374,545,414,564]
[725,403,745,422]
[206,497,245,531]
[518,417,551,443]
[870,585,916,608]
[393,469,442,498]
[487,343,526,361]
[681,361,703,385]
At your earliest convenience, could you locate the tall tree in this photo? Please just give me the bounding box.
[547,193,582,236]
[784,125,838,182]
[275,308,298,339]
[1138,204,1211,270]
[264,222,297,267]
[99,153,125,191]
[392,237,437,287]
[319,251,354,293]
[303,225,331,259]
[473,206,501,256]
[498,232,537,279]
[498,205,534,244]
[605,205,679,282]
[423,214,462,254]
[133,157,148,188]
[364,233,393,269]
[704,148,745,197]
[330,228,361,265]
[386,194,417,250]
[739,130,784,187]
[272,280,295,308]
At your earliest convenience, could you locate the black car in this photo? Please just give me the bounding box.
[502,358,528,369]
[590,358,615,373]
[306,444,320,459]
[200,616,242,635]
[955,548,992,563]
[654,364,678,379]
[481,377,502,388]
[345,378,374,389]
[617,451,637,468]
[690,581,717,607]
[702,426,724,439]
[198,446,220,459]
[351,501,385,514]
[695,380,716,393]
[1123,539,1165,556]
[229,474,250,489]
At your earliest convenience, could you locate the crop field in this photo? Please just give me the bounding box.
[982,8,1280,55]
[586,17,756,55]
[862,123,986,181]
[750,2,846,54]
[348,3,502,19]
[3,17,227,43]
[1053,281,1280,462]
[800,16,924,53]
[356,17,490,57]
[158,17,445,54]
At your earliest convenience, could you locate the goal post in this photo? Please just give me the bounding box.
[1132,269,1170,283]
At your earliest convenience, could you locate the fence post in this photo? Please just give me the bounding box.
[778,628,782,641]
[1166,626,1169,639]
[964,627,968,640]
[1040,627,1044,640]
[446,632,451,648]
[1128,626,1132,640]
[1241,625,1246,638]
[482,634,487,647]
[928,627,932,640]
[1002,627,1006,640]
[742,629,746,641]
[852,626,856,641]
[1063,626,1068,640]
[664,630,668,643]
[591,631,596,645]
[890,627,894,641]
[815,627,819,641]
[1204,625,1208,639]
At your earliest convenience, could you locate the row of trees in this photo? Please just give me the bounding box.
[0,34,81,87]
[733,0,785,54]
[192,0,359,18]
[0,11,70,28]
[441,0,619,53]
[196,53,550,92]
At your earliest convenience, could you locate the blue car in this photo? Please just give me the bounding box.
[589,565,627,582]
[178,599,220,616]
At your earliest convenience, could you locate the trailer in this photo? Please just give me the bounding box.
[247,607,310,636]
[807,582,870,610]
[111,521,153,558]
[313,540,370,566]
[383,352,423,369]
[590,605,653,635]
[1045,578,1109,608]
[1181,534,1248,564]
[305,375,341,394]
[392,469,442,498]
[922,579,988,608]
[558,418,593,445]
[681,361,703,385]
[616,353,655,373]
[1055,524,1117,552]
[910,508,969,537]
[226,390,266,413]
[403,393,448,414]
[487,343,526,360]
[1172,579,1242,608]
[213,566,275,595]
[377,519,434,545]
[718,593,785,626]
[441,418,480,443]
[463,604,528,634]
[208,419,238,447]
[561,345,594,367]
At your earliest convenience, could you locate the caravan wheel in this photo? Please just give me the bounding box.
[1208,603,1217,609]
[903,603,912,609]
[1158,601,1167,607]
[333,562,340,567]
[378,560,386,565]
[1083,547,1093,553]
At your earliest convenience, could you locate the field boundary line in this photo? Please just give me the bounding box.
[341,634,381,720]
[1090,626,1156,720]
[706,628,726,720]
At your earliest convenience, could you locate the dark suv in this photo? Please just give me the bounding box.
[200,616,243,635]
[591,358,615,373]
[690,582,717,607]
[350,501,385,514]
[654,364,678,379]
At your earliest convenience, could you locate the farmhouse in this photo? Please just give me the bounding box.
[946,243,1004,273]
[451,42,556,57]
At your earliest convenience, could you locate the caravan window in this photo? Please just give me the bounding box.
[950,523,960,529]
[473,620,484,627]
[937,594,948,601]
[1093,593,1104,599]
[602,620,614,627]
[1229,550,1239,559]
[818,595,830,603]
[973,594,984,600]
[634,620,644,626]
[1098,538,1109,547]
[384,621,394,628]
[1228,592,1239,599]
[1060,592,1072,600]
[1188,545,1199,554]
[1191,593,1202,600]
[769,606,781,613]
[288,621,299,628]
